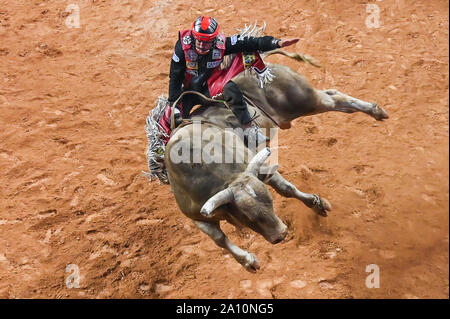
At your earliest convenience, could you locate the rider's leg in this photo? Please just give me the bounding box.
[222,81,252,124]
[222,81,269,144]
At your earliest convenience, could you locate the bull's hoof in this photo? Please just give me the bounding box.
[372,103,389,121]
[241,253,260,273]
[311,194,332,217]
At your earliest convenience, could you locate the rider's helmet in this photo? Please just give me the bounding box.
[191,16,219,55]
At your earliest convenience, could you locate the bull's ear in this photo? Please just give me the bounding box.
[257,164,279,182]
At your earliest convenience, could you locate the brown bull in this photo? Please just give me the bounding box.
[162,58,387,271]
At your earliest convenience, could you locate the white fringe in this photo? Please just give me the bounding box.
[143,95,170,184]
[238,21,275,88]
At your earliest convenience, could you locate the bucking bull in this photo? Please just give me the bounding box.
[145,28,388,272]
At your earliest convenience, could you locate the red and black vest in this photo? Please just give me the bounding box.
[179,29,226,94]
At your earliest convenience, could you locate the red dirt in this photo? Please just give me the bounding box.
[0,0,448,298]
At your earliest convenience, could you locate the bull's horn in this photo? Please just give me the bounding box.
[200,188,234,217]
[246,147,271,176]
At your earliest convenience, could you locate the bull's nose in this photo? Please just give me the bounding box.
[272,236,284,244]
[271,229,287,244]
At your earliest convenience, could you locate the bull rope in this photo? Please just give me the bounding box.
[169,90,232,130]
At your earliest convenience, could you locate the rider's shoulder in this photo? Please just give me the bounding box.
[174,39,184,53]
[171,40,185,63]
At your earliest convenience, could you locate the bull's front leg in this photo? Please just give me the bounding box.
[193,220,260,272]
[266,172,332,217]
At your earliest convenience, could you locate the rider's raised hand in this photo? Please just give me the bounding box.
[278,38,300,48]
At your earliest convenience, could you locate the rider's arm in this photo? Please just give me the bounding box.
[168,40,186,103]
[224,35,281,55]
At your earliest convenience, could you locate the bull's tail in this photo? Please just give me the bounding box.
[262,49,322,68]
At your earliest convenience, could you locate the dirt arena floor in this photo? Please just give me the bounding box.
[0,0,448,299]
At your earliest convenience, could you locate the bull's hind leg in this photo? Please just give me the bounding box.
[317,89,389,120]
[266,172,331,217]
[194,220,260,273]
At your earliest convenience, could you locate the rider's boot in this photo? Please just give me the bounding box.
[222,81,269,146]
[243,121,269,147]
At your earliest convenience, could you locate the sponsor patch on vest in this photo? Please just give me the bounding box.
[216,36,224,46]
[243,54,256,69]
[230,35,238,45]
[185,49,198,61]
[182,35,192,45]
[172,52,180,62]
[186,61,198,69]
[207,60,222,68]
[212,49,222,60]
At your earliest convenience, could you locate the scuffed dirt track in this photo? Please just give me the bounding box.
[0,0,448,298]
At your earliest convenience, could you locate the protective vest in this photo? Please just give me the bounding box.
[179,29,226,92]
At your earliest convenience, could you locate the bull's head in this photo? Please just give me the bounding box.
[200,148,288,244]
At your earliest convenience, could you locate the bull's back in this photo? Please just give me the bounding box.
[233,63,320,121]
[165,124,248,219]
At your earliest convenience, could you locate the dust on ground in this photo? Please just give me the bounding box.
[0,0,448,298]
